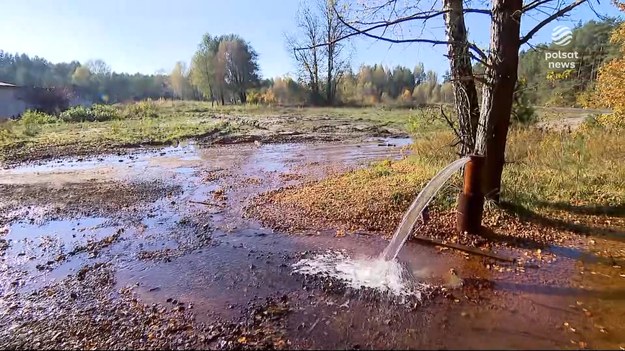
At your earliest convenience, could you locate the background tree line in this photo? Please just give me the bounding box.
[517,18,621,107]
[1,16,621,110]
[0,53,171,103]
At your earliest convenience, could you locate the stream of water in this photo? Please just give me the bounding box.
[292,157,470,297]
[381,157,470,261]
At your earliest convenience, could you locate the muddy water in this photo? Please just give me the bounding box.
[1,137,625,349]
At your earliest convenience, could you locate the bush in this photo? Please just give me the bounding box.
[90,104,120,121]
[0,121,17,143]
[59,106,91,122]
[123,100,159,119]
[512,79,536,125]
[21,110,59,125]
[19,110,59,137]
[579,113,625,133]
[59,104,120,122]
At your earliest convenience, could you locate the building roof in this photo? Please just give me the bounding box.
[0,81,18,87]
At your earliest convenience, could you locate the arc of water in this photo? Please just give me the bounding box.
[381,157,470,261]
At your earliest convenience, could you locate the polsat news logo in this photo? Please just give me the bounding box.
[552,25,573,46]
[545,25,578,69]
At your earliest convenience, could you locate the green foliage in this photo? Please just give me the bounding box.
[59,104,120,122]
[0,51,170,103]
[511,79,536,124]
[518,18,621,107]
[407,107,447,134]
[369,160,393,178]
[123,100,159,119]
[20,110,60,125]
[59,106,91,122]
[0,122,15,144]
[189,33,260,104]
[580,113,625,132]
[19,110,59,136]
[91,104,120,121]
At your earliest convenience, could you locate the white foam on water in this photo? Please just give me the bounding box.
[292,251,430,299]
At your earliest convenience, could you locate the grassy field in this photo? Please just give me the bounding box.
[1,100,595,162]
[0,100,448,163]
[251,125,625,239]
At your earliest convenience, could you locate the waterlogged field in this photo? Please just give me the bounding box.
[1,103,624,349]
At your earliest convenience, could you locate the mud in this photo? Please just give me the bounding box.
[0,113,407,167]
[1,137,624,349]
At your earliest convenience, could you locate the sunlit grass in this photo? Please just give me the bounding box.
[256,126,625,233]
[0,100,443,162]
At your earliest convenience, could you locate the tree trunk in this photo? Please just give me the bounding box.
[313,48,321,104]
[240,91,247,104]
[327,44,333,105]
[443,0,480,156]
[474,0,522,202]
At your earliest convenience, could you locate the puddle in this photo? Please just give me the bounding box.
[1,217,123,292]
[0,138,412,185]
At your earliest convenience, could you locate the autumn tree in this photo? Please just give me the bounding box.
[190,34,259,105]
[170,61,192,100]
[287,5,323,104]
[71,65,91,87]
[190,34,220,105]
[592,4,625,115]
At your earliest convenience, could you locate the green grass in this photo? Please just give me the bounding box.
[1,111,228,150]
[0,100,444,163]
[151,100,441,128]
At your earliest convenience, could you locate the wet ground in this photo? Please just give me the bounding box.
[1,137,624,349]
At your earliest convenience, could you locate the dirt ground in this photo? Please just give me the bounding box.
[0,109,407,167]
[1,131,624,349]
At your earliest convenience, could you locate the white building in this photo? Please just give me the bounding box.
[0,81,28,121]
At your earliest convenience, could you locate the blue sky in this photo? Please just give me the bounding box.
[0,0,621,78]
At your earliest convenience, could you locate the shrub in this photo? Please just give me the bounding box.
[19,110,59,137]
[60,106,92,122]
[579,113,625,133]
[123,100,159,119]
[512,78,536,125]
[90,104,120,121]
[59,104,120,122]
[0,121,17,143]
[20,110,59,125]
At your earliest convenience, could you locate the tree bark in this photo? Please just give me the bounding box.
[443,0,481,156]
[326,45,333,105]
[474,0,523,202]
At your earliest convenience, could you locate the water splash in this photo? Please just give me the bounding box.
[292,158,470,297]
[292,251,429,299]
[381,157,470,261]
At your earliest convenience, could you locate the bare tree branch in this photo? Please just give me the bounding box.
[522,0,555,13]
[520,0,588,45]
[294,5,489,58]
[440,104,463,142]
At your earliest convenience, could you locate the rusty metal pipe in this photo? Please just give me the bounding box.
[457,155,485,234]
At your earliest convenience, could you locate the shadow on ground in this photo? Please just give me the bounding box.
[500,201,625,243]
